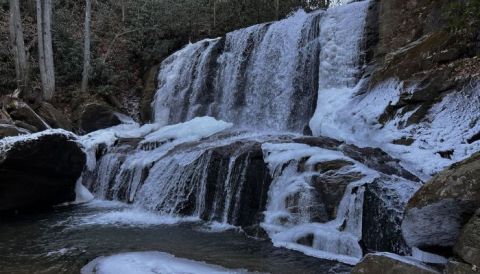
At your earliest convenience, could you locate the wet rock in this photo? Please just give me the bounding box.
[351,253,440,274]
[292,136,343,150]
[312,171,363,220]
[78,103,121,133]
[454,209,480,266]
[36,102,72,131]
[362,177,421,255]
[0,132,86,212]
[402,152,480,252]
[314,159,353,173]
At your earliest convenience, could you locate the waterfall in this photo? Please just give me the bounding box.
[153,10,324,132]
[80,0,387,266]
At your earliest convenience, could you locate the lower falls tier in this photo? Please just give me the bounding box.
[81,128,421,265]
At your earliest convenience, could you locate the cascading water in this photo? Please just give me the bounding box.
[80,0,420,266]
[153,9,324,132]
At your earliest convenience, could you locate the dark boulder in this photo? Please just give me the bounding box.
[362,176,420,255]
[36,102,72,131]
[78,103,121,133]
[0,132,86,212]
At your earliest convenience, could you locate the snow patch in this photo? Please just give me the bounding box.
[81,251,244,274]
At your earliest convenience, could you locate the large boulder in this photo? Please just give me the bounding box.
[351,253,440,274]
[402,152,480,252]
[454,209,480,266]
[36,102,72,131]
[0,131,86,212]
[77,103,121,133]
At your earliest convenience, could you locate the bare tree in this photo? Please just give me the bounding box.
[81,0,92,93]
[8,0,28,94]
[36,0,55,101]
[275,0,279,20]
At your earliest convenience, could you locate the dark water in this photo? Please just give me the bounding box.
[0,201,351,274]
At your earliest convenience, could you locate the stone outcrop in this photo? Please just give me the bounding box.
[0,132,86,212]
[351,253,440,274]
[402,152,480,252]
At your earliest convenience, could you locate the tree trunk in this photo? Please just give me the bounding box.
[275,0,279,20]
[36,0,55,101]
[9,0,28,96]
[81,0,92,93]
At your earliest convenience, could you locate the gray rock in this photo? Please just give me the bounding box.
[402,152,480,251]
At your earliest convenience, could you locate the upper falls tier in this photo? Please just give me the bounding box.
[153,2,369,133]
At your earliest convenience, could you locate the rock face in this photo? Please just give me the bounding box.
[77,103,121,133]
[362,177,420,255]
[454,209,480,266]
[0,132,86,212]
[351,253,440,274]
[402,152,480,252]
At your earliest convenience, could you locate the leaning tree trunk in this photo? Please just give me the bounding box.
[36,0,55,101]
[9,0,28,95]
[81,0,92,93]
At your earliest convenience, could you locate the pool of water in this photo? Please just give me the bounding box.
[0,201,351,274]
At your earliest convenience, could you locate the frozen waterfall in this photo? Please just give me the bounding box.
[80,0,421,266]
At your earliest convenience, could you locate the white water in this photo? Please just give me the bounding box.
[261,143,378,265]
[153,9,323,132]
